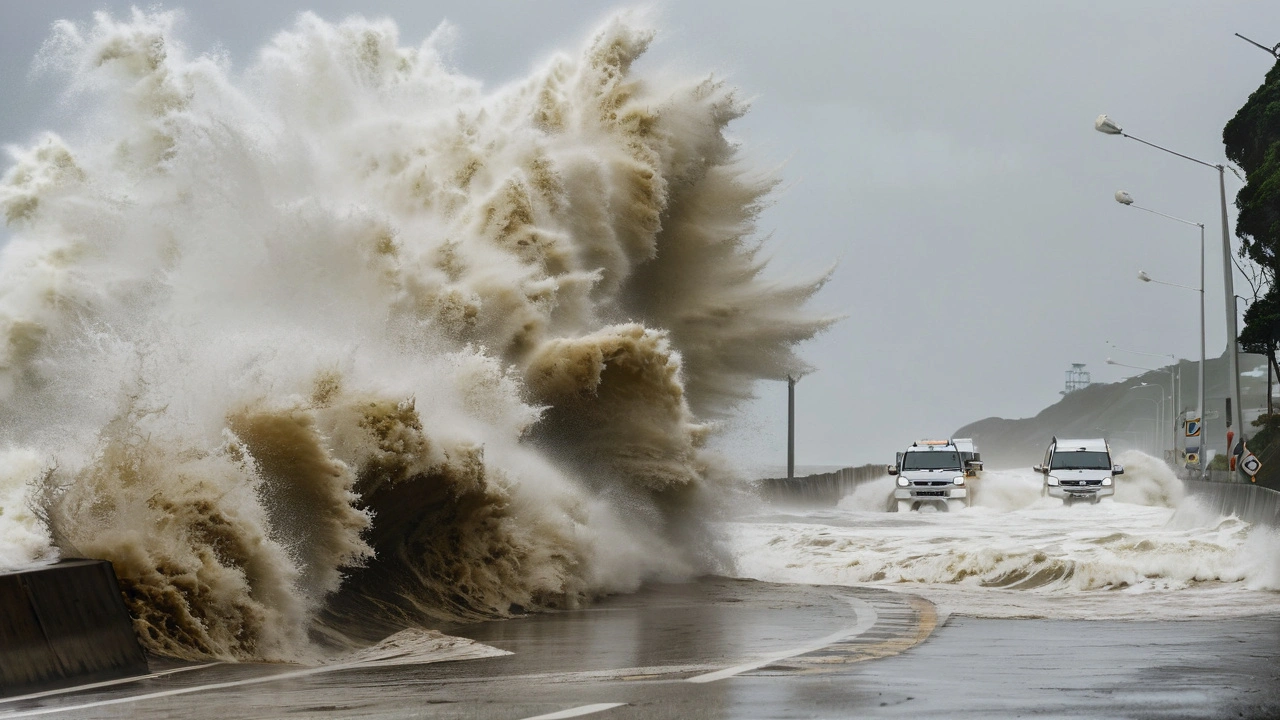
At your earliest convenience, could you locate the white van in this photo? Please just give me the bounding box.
[1033,437,1123,505]
[889,439,982,512]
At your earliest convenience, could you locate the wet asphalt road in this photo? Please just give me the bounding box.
[2,577,1278,719]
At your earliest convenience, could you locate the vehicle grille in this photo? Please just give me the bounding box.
[1061,480,1103,486]
[912,481,951,486]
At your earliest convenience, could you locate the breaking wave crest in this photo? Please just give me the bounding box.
[0,9,831,660]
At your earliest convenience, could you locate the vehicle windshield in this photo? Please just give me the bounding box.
[901,450,961,471]
[1050,451,1111,471]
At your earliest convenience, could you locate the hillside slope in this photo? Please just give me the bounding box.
[954,353,1269,468]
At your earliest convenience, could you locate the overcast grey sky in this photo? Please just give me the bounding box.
[1,1,1275,471]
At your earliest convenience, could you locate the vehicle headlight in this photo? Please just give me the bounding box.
[1047,476,1059,486]
[953,476,965,486]
[897,477,909,487]
[1102,477,1112,486]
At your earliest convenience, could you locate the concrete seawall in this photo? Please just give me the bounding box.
[0,559,148,696]
[756,465,887,506]
[1183,479,1280,529]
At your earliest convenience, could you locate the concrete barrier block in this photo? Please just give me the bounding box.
[0,559,148,697]
[1183,479,1280,529]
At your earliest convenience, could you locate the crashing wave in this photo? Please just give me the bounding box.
[0,8,831,660]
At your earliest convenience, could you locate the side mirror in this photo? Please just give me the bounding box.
[1032,465,1044,473]
[1113,465,1124,475]
[887,465,898,476]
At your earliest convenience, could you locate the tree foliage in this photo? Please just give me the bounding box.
[1225,60,1280,275]
[1225,60,1280,384]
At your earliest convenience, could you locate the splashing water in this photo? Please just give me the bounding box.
[0,9,831,661]
[1111,449,1185,507]
[969,467,1043,512]
[0,449,57,570]
[835,475,894,512]
[730,452,1279,620]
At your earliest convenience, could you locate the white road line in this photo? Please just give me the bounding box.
[685,596,879,683]
[0,661,365,718]
[517,703,628,720]
[0,664,221,706]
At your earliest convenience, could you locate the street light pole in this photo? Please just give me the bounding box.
[1114,191,1206,473]
[1233,33,1280,59]
[1129,385,1165,455]
[1107,341,1180,455]
[1096,116,1243,445]
[1127,394,1162,454]
[787,375,796,482]
[1218,168,1243,449]
[1108,358,1171,458]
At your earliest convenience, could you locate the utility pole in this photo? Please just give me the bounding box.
[1095,115,1245,456]
[787,375,797,482]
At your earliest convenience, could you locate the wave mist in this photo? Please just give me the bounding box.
[0,9,831,660]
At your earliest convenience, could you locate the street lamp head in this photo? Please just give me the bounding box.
[1137,270,1152,282]
[1095,114,1123,135]
[1115,190,1134,205]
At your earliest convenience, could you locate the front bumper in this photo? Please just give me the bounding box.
[1046,484,1114,500]
[895,487,967,500]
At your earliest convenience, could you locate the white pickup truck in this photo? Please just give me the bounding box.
[888,439,982,512]
[1034,437,1123,505]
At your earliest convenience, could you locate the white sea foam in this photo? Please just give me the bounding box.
[1242,526,1280,591]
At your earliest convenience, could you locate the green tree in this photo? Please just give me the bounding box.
[1224,60,1280,387]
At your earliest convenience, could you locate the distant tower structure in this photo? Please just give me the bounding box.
[1062,363,1091,395]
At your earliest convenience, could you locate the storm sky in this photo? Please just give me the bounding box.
[1,1,1274,471]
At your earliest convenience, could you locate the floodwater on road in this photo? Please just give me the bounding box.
[5,453,1280,719]
[725,456,1280,622]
